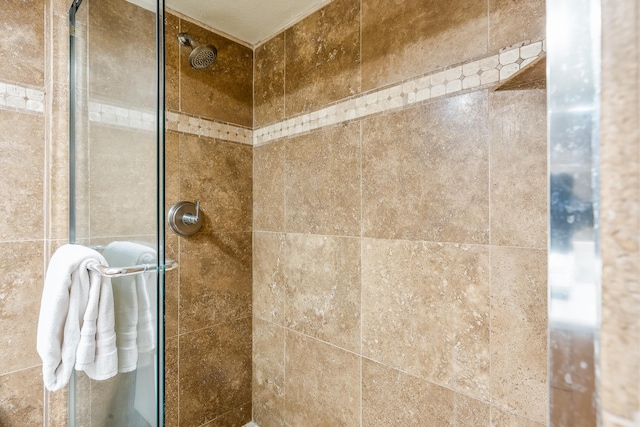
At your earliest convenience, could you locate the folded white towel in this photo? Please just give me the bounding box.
[103,241,156,373]
[37,244,118,391]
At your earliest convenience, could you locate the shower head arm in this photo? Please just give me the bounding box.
[178,32,199,48]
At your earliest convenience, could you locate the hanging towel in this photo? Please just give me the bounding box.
[37,244,118,391]
[103,241,156,373]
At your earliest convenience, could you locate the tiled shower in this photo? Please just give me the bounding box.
[0,0,638,426]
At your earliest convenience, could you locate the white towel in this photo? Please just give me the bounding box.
[37,244,118,391]
[103,241,156,373]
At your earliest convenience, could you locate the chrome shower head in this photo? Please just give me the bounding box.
[178,32,217,70]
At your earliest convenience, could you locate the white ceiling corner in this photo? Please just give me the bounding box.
[165,0,332,46]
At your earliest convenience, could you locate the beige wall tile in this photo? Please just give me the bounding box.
[489,0,545,50]
[89,0,156,109]
[179,318,252,426]
[180,134,252,233]
[455,393,490,426]
[362,0,488,91]
[48,83,70,240]
[285,0,361,116]
[285,234,361,352]
[362,358,454,426]
[284,331,360,426]
[165,336,179,427]
[253,140,285,232]
[0,111,44,241]
[179,20,253,127]
[362,92,489,244]
[90,372,149,425]
[0,241,43,374]
[164,233,180,339]
[491,407,544,426]
[165,13,181,112]
[490,89,547,249]
[46,386,68,427]
[600,0,640,420]
[253,318,285,427]
[89,125,156,237]
[202,401,251,426]
[491,246,547,422]
[362,238,489,398]
[0,367,44,425]
[253,232,286,325]
[254,33,285,127]
[179,232,251,333]
[285,122,361,236]
[0,0,44,86]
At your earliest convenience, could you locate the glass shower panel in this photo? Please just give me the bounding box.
[69,0,165,425]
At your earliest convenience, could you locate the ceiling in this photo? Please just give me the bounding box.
[165,0,332,46]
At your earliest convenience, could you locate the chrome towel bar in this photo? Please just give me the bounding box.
[87,258,178,278]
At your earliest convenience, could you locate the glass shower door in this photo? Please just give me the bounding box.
[68,0,166,424]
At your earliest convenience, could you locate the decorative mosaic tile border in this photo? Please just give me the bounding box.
[253,40,546,146]
[0,81,45,114]
[88,101,156,132]
[166,111,254,145]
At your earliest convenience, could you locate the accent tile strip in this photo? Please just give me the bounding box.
[88,101,156,132]
[165,111,253,145]
[253,40,546,146]
[0,81,45,114]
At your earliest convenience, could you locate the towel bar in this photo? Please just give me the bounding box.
[87,259,178,278]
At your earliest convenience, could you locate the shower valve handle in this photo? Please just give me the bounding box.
[182,200,200,225]
[167,200,203,236]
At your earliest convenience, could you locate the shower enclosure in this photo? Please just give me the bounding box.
[68,0,167,424]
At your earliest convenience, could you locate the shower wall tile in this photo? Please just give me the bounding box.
[362,358,455,426]
[253,140,285,232]
[180,133,253,234]
[48,83,70,240]
[179,318,252,427]
[179,20,253,127]
[253,232,286,325]
[284,0,361,116]
[165,337,179,427]
[490,89,547,249]
[254,33,285,128]
[0,367,44,426]
[89,0,157,109]
[600,0,640,422]
[203,401,252,426]
[491,407,545,427]
[179,232,252,333]
[362,91,490,244]
[252,318,286,427]
[0,110,44,241]
[89,125,156,237]
[0,0,45,87]
[489,0,546,50]
[165,233,180,339]
[490,246,548,423]
[361,0,488,91]
[361,238,490,398]
[285,234,361,352]
[0,241,44,374]
[284,331,360,426]
[165,13,181,113]
[285,122,361,236]
[455,393,491,426]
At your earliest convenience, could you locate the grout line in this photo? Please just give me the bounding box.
[251,230,547,251]
[0,363,43,378]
